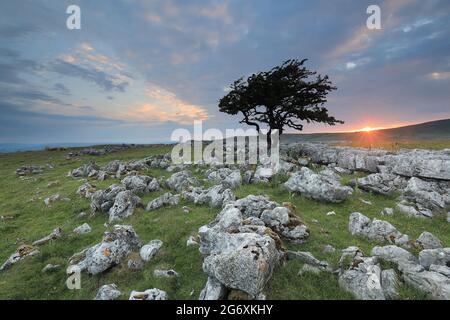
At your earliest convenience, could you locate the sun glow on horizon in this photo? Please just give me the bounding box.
[354,126,386,133]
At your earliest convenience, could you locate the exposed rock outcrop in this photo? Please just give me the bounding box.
[284,167,353,203]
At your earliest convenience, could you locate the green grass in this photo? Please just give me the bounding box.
[0,144,448,300]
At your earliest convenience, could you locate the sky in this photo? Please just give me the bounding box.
[0,0,449,144]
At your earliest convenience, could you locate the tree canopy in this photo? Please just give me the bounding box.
[219,59,343,137]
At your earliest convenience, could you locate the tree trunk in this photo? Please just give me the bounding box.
[266,128,272,152]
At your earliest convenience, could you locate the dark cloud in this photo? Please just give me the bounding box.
[0,24,34,39]
[53,83,71,96]
[47,59,130,92]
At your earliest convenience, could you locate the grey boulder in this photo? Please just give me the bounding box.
[73,225,142,275]
[95,284,122,300]
[284,167,352,203]
[108,190,142,223]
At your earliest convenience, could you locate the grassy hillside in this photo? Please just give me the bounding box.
[282,118,450,149]
[0,143,448,300]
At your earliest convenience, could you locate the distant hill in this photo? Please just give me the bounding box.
[282,118,450,144]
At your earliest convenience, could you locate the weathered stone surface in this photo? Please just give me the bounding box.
[232,195,278,219]
[90,184,126,213]
[283,142,450,181]
[253,167,274,183]
[323,244,336,254]
[166,170,199,192]
[371,245,450,300]
[370,245,418,269]
[418,248,450,269]
[16,165,44,176]
[202,232,281,298]
[182,185,235,208]
[416,232,443,249]
[207,168,242,189]
[146,192,180,211]
[70,162,100,178]
[282,143,386,172]
[73,223,91,235]
[95,284,122,300]
[402,269,450,300]
[383,149,450,181]
[260,206,309,243]
[197,202,284,299]
[103,160,124,175]
[348,212,409,247]
[338,253,396,300]
[350,173,406,196]
[199,277,227,300]
[121,175,160,194]
[243,170,254,184]
[139,240,163,262]
[381,269,399,300]
[429,265,450,277]
[143,153,172,169]
[187,235,199,247]
[284,167,352,203]
[41,264,60,273]
[73,225,142,275]
[129,288,168,300]
[127,256,145,270]
[33,227,62,246]
[380,207,394,216]
[76,182,97,199]
[44,194,60,206]
[0,245,40,272]
[154,269,179,277]
[287,251,329,270]
[396,201,430,218]
[400,177,450,217]
[108,190,142,223]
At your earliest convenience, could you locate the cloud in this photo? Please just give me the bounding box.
[122,84,209,124]
[427,71,450,80]
[47,58,130,92]
[345,58,371,70]
[0,48,38,84]
[326,0,416,61]
[53,83,71,96]
[0,24,34,39]
[198,3,233,25]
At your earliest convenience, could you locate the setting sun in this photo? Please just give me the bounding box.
[354,126,387,133]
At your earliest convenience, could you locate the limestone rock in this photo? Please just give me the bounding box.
[121,175,159,194]
[416,232,443,250]
[145,192,180,211]
[284,167,352,203]
[207,168,242,189]
[73,225,142,275]
[33,227,62,246]
[348,212,410,247]
[90,184,126,214]
[73,223,92,235]
[166,170,199,192]
[0,245,40,272]
[139,240,163,262]
[95,284,122,300]
[129,289,167,300]
[108,190,142,222]
[76,182,97,199]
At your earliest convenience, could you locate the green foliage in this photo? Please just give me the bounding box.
[219,59,343,134]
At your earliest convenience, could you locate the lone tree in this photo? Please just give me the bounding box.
[219,59,343,147]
